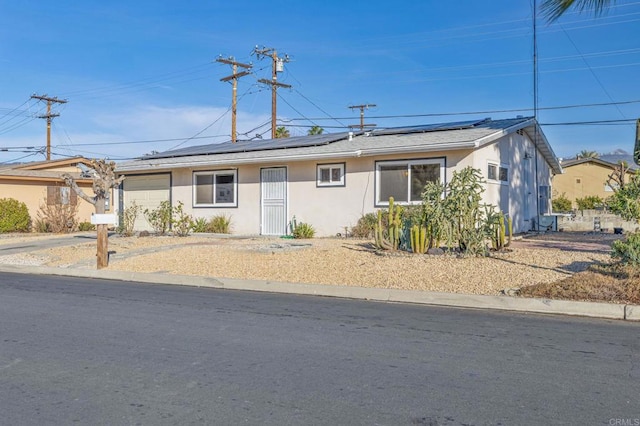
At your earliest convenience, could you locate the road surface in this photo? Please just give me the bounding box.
[1,272,638,425]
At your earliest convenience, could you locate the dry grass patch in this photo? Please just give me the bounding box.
[518,262,640,304]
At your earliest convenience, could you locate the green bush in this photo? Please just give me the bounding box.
[350,213,378,238]
[292,222,315,239]
[172,201,192,237]
[552,193,573,213]
[118,202,142,237]
[612,232,640,267]
[575,195,604,210]
[0,198,31,232]
[607,172,640,222]
[144,200,172,235]
[191,217,209,233]
[78,221,95,231]
[208,214,232,234]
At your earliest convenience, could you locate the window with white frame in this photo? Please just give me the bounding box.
[317,163,345,187]
[193,170,237,207]
[488,162,508,183]
[375,158,445,205]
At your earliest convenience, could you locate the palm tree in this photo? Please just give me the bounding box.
[307,125,324,136]
[541,0,615,22]
[576,150,599,159]
[275,126,290,139]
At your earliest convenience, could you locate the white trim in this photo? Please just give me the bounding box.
[375,158,445,205]
[316,163,345,187]
[193,169,238,207]
[487,161,509,185]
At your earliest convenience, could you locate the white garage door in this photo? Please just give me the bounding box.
[123,174,171,232]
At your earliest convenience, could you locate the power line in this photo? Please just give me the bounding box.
[284,98,640,122]
[559,24,627,120]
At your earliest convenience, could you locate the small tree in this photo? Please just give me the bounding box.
[62,159,124,269]
[445,167,490,255]
[607,160,630,191]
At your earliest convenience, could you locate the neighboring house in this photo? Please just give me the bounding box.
[553,157,637,208]
[115,117,562,236]
[0,157,111,226]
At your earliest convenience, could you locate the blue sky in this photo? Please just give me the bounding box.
[1,0,639,164]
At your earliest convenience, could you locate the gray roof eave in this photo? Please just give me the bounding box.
[116,140,478,173]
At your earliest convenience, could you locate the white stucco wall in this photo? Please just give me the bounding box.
[470,131,554,233]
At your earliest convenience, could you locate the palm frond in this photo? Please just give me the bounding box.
[540,0,615,22]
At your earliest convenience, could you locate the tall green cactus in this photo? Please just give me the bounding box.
[410,225,427,254]
[374,197,404,251]
[490,213,512,251]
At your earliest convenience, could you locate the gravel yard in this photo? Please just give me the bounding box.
[0,232,620,296]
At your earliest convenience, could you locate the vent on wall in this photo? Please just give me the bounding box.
[517,129,524,136]
[576,178,581,184]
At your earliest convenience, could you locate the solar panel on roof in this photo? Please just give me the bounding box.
[370,118,490,136]
[142,132,355,160]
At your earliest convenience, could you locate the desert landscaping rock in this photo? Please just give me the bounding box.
[0,232,619,296]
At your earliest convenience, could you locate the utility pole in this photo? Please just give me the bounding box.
[348,104,377,131]
[31,94,67,161]
[216,56,252,143]
[253,46,291,139]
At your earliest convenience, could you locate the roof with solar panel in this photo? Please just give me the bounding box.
[117,116,561,174]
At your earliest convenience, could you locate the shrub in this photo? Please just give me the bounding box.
[292,222,315,239]
[0,198,31,233]
[208,214,232,234]
[172,201,192,237]
[191,217,209,233]
[350,213,378,238]
[144,200,172,235]
[35,201,78,233]
[607,172,640,221]
[78,221,95,231]
[118,202,142,237]
[575,195,604,210]
[552,193,573,213]
[612,232,640,267]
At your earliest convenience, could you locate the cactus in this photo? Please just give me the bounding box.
[490,213,512,251]
[410,225,427,254]
[373,197,404,251]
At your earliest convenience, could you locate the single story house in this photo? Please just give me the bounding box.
[0,156,113,226]
[115,116,562,236]
[554,156,638,208]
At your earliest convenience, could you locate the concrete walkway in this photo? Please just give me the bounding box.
[0,233,638,322]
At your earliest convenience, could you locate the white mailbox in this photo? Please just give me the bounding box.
[90,213,119,225]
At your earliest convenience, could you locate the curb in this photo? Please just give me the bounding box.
[1,263,638,321]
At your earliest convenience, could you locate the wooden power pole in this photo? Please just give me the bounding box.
[348,104,377,131]
[31,94,67,160]
[254,47,291,139]
[216,56,252,143]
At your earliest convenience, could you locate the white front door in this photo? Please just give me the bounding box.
[261,167,287,235]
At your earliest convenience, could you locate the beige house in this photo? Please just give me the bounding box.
[0,157,111,227]
[553,157,636,208]
[116,117,562,236]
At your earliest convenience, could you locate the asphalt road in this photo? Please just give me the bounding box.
[1,272,639,426]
